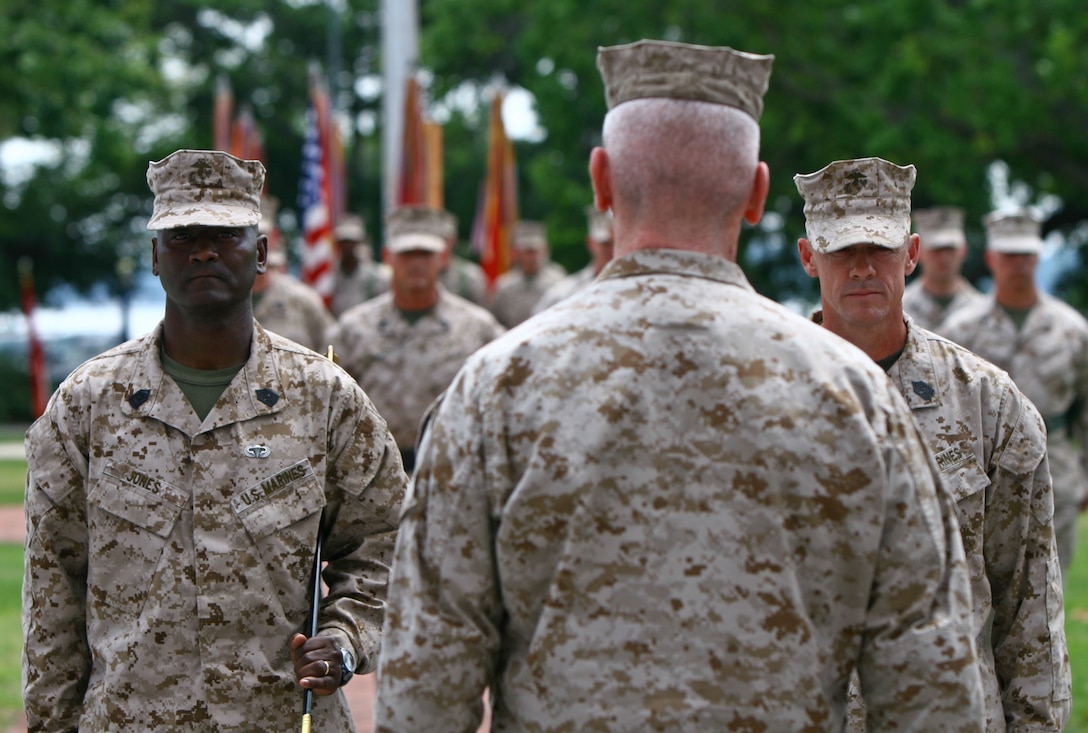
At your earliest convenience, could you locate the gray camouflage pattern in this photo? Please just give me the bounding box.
[487,262,566,328]
[253,272,335,352]
[376,248,984,732]
[901,277,984,335]
[23,322,407,733]
[327,289,505,451]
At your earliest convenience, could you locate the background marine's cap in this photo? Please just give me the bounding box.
[334,214,367,243]
[913,206,966,249]
[512,221,548,250]
[147,149,264,230]
[794,157,917,253]
[384,206,448,254]
[596,39,774,120]
[585,206,613,243]
[984,209,1043,254]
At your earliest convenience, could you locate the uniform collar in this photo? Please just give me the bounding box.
[122,321,287,435]
[597,248,755,291]
[887,316,943,411]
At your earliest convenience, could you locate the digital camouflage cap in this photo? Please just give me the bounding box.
[147,149,264,230]
[596,39,774,120]
[984,209,1043,254]
[913,206,966,250]
[384,206,448,254]
[794,157,916,253]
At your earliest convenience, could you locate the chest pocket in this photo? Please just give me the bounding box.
[939,454,990,560]
[233,460,326,618]
[89,462,187,617]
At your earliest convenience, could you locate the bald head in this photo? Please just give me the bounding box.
[594,98,765,257]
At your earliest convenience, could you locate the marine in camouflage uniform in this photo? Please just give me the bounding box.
[901,206,984,334]
[330,214,391,318]
[376,41,984,733]
[252,270,335,353]
[23,150,408,733]
[487,220,567,328]
[329,205,505,471]
[796,158,1069,731]
[943,209,1088,575]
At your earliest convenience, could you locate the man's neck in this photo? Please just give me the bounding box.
[393,288,440,311]
[818,310,908,364]
[995,286,1038,310]
[161,306,254,369]
[921,275,959,298]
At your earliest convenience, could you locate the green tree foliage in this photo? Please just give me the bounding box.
[1,0,1087,312]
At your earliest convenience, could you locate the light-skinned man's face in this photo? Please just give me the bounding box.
[986,250,1038,298]
[515,246,544,277]
[386,249,447,298]
[799,235,919,331]
[918,243,966,285]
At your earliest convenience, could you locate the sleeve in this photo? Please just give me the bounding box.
[22,405,91,733]
[374,367,502,733]
[987,393,1070,731]
[857,399,986,732]
[316,378,409,674]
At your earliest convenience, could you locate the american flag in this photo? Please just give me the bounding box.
[298,74,336,306]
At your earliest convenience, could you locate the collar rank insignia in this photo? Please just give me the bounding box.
[129,389,151,408]
[912,380,935,401]
[244,445,271,459]
[255,388,279,406]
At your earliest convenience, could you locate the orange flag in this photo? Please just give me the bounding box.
[472,91,518,290]
[213,74,233,152]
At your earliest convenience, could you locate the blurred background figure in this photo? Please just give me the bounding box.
[330,213,390,318]
[251,197,335,352]
[328,205,504,472]
[902,206,983,334]
[438,209,487,305]
[533,206,614,314]
[487,220,566,328]
[944,209,1088,577]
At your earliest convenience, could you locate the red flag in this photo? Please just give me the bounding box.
[18,258,48,419]
[472,91,518,290]
[230,104,265,165]
[213,74,234,152]
[297,67,337,306]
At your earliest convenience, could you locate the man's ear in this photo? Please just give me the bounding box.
[589,147,612,213]
[255,233,268,275]
[904,233,920,276]
[151,237,160,276]
[743,162,770,225]
[797,238,820,278]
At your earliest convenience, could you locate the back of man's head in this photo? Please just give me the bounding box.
[594,40,773,252]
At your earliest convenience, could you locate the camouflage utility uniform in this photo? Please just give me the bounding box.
[253,272,335,352]
[440,256,487,305]
[328,289,504,460]
[944,295,1088,572]
[901,276,983,334]
[376,249,984,732]
[487,262,566,328]
[330,258,390,318]
[826,313,1070,731]
[23,323,407,733]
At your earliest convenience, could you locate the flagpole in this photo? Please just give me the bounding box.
[381,0,419,216]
